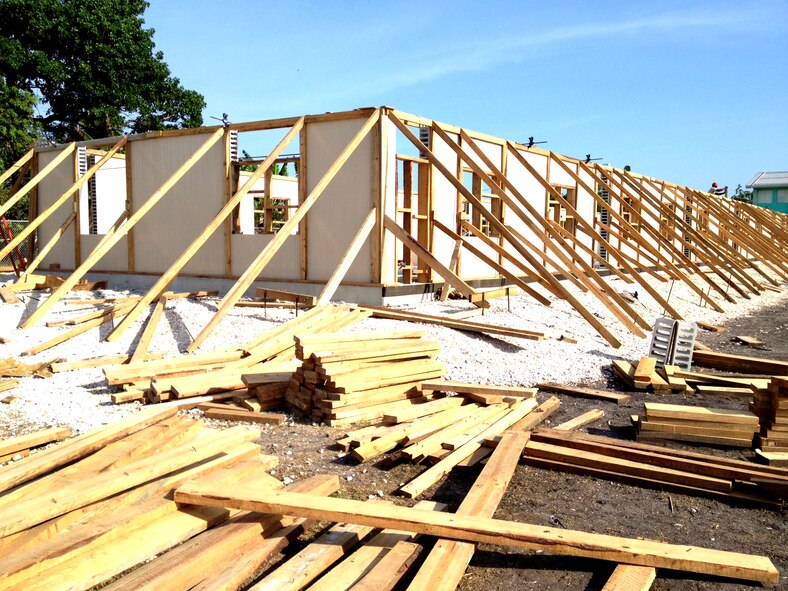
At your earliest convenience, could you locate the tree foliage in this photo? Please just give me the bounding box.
[0,0,205,147]
[731,184,753,204]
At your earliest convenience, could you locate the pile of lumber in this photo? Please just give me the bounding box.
[611,358,690,392]
[0,404,311,590]
[523,428,788,509]
[754,376,788,458]
[0,425,71,463]
[634,402,759,448]
[285,330,445,425]
[338,382,558,498]
[102,305,368,405]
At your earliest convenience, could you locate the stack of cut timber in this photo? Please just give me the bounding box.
[285,330,445,426]
[755,376,788,455]
[611,358,672,392]
[337,386,558,498]
[0,405,311,590]
[634,402,759,448]
[523,428,788,508]
[103,304,368,405]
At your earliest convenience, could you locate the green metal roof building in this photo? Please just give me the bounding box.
[747,171,788,213]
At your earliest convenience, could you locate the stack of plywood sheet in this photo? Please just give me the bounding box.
[755,376,788,457]
[285,330,445,426]
[523,428,787,508]
[634,402,759,448]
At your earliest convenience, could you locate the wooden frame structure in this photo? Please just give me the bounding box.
[3,107,786,348]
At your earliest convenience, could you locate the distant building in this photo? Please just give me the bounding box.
[747,171,788,213]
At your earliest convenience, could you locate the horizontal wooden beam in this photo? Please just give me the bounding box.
[174,486,780,584]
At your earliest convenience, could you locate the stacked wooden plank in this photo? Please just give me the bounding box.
[103,304,368,406]
[0,405,312,590]
[755,376,788,454]
[611,358,678,392]
[338,386,558,498]
[634,402,759,448]
[285,330,445,425]
[523,428,788,508]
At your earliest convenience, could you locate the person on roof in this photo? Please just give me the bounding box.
[708,181,727,196]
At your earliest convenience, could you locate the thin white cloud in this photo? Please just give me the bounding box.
[262,3,781,111]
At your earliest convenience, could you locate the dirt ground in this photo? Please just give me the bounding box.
[240,299,788,591]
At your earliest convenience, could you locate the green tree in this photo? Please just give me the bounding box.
[731,184,753,204]
[0,0,205,144]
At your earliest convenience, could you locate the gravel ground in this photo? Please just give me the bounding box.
[0,265,786,590]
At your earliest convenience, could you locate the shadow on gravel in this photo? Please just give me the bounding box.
[460,330,525,354]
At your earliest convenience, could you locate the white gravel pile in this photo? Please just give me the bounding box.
[0,266,785,437]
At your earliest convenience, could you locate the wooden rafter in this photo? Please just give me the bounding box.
[387,113,622,347]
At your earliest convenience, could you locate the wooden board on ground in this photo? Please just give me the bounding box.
[173,486,780,584]
[536,382,631,405]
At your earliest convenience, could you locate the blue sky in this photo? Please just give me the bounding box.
[144,0,787,192]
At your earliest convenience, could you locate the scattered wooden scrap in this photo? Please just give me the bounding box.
[523,428,787,508]
[173,484,781,585]
[337,393,555,498]
[611,359,671,392]
[0,286,21,304]
[0,357,55,378]
[0,379,19,395]
[420,379,536,405]
[357,304,548,341]
[554,408,605,431]
[696,321,724,333]
[285,330,444,425]
[634,402,759,448]
[5,274,106,293]
[256,287,316,308]
[536,382,631,404]
[732,335,765,348]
